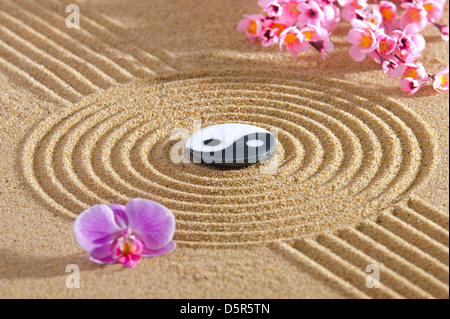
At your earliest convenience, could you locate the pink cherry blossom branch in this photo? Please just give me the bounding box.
[237,0,449,95]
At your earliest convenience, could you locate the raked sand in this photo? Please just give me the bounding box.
[0,0,448,298]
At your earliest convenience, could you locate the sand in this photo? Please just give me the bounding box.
[0,0,448,299]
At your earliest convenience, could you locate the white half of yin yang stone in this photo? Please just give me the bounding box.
[185,123,271,154]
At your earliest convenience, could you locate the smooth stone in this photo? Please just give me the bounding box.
[185,123,277,166]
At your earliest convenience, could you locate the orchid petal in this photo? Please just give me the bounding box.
[125,198,175,250]
[142,240,177,257]
[73,205,122,254]
[109,204,128,229]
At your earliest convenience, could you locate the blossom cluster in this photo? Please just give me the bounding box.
[237,0,339,59]
[237,0,449,94]
[346,0,448,93]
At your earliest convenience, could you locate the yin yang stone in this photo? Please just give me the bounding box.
[185,123,277,166]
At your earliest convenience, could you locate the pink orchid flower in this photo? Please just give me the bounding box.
[433,66,449,92]
[73,198,176,267]
[301,24,334,59]
[347,20,379,61]
[237,15,266,43]
[399,3,428,32]
[378,1,398,31]
[279,26,310,55]
[296,1,326,27]
[422,0,444,23]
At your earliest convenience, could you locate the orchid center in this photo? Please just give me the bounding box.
[117,236,142,258]
[120,240,134,256]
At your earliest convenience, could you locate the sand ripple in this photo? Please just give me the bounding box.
[22,72,436,245]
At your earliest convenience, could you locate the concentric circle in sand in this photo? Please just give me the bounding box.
[22,72,435,246]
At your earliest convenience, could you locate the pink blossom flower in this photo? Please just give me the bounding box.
[237,15,266,43]
[279,26,310,55]
[73,198,176,267]
[258,0,275,9]
[296,1,325,27]
[264,0,284,17]
[261,27,280,46]
[354,6,383,27]
[435,23,449,41]
[422,0,444,23]
[339,0,368,22]
[441,24,449,41]
[381,57,399,76]
[390,62,429,94]
[269,20,289,37]
[368,32,396,61]
[262,16,289,39]
[399,3,428,32]
[378,1,398,31]
[399,76,424,94]
[321,3,341,32]
[347,21,379,61]
[392,24,425,62]
[377,33,397,56]
[279,0,303,25]
[389,62,428,80]
[433,66,449,92]
[301,24,334,59]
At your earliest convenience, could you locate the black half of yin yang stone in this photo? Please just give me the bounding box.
[190,132,276,165]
